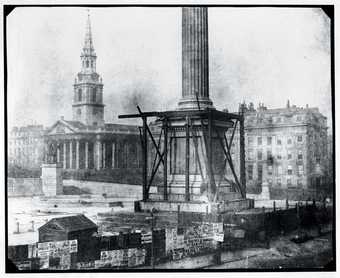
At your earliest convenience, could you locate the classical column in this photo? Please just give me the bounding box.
[57,145,60,163]
[69,141,73,169]
[76,140,80,170]
[178,7,213,110]
[112,142,115,169]
[102,142,106,169]
[95,140,102,170]
[63,142,67,169]
[85,142,89,169]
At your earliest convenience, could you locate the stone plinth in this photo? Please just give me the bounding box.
[41,163,63,196]
[261,182,270,200]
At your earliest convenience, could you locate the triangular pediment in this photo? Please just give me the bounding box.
[47,121,77,135]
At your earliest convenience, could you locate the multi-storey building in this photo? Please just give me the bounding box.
[8,125,45,169]
[226,101,329,199]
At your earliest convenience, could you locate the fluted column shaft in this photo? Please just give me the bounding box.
[179,7,213,110]
[85,142,89,169]
[63,142,66,169]
[76,140,80,170]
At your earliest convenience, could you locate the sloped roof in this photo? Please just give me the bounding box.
[39,214,97,233]
[63,120,87,130]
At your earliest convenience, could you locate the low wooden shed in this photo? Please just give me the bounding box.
[38,214,98,262]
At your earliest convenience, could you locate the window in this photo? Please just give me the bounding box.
[287,151,292,160]
[277,139,282,145]
[91,61,93,67]
[287,165,293,175]
[267,165,273,175]
[298,165,303,176]
[78,89,82,102]
[91,88,96,102]
[287,178,292,186]
[277,154,282,160]
[77,108,81,116]
[267,137,272,145]
[298,150,303,160]
[247,164,253,180]
[257,150,262,160]
[287,138,292,145]
[276,179,282,186]
[86,60,89,68]
[267,150,272,161]
[248,137,253,145]
[257,137,262,146]
[297,179,303,187]
[257,165,263,182]
[297,135,303,142]
[248,150,254,160]
[277,165,283,175]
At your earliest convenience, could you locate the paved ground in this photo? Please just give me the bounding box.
[205,232,333,270]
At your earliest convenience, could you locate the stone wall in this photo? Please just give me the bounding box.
[7,178,43,197]
[63,179,156,198]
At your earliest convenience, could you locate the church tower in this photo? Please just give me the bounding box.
[72,13,105,126]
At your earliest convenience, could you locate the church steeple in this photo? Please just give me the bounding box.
[83,12,94,52]
[73,11,104,127]
[80,12,97,74]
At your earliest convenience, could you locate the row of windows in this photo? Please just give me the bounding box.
[82,59,95,68]
[247,164,304,180]
[267,178,304,187]
[248,135,303,146]
[247,149,304,161]
[247,115,305,125]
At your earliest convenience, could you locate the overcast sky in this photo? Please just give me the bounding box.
[7,7,332,129]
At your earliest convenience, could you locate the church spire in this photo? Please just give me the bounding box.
[83,11,94,53]
[80,10,97,73]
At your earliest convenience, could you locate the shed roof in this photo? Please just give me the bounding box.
[39,214,97,233]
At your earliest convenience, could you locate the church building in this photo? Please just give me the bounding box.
[44,14,141,181]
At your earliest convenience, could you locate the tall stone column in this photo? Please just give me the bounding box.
[178,7,213,110]
[112,142,115,169]
[95,140,102,170]
[76,140,80,170]
[85,141,89,169]
[63,142,67,169]
[57,145,60,163]
[102,142,106,169]
[69,141,73,169]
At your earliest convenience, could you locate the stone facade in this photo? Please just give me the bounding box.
[8,125,45,169]
[227,101,329,195]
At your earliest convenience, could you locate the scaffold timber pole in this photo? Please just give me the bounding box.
[163,119,168,201]
[239,112,246,198]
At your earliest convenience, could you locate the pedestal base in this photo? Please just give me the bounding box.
[41,163,63,196]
